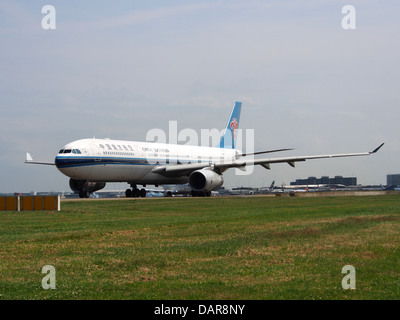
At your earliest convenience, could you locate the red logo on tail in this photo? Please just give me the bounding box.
[230,118,238,140]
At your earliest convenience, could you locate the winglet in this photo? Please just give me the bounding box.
[370,143,384,154]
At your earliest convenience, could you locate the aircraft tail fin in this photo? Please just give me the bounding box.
[270,180,275,189]
[218,101,242,149]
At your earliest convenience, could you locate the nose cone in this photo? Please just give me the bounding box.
[55,155,61,167]
[55,156,68,168]
[55,147,80,177]
[55,139,93,179]
[55,155,71,176]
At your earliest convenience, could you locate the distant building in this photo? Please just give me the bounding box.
[290,175,357,186]
[387,174,400,186]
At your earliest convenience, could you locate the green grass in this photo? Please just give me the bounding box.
[0,194,400,300]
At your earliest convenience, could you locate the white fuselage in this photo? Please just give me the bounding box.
[55,138,238,185]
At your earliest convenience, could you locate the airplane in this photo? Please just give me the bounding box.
[163,184,192,197]
[382,185,400,192]
[279,184,330,191]
[230,186,258,195]
[295,186,309,193]
[258,180,275,193]
[269,180,275,191]
[25,101,384,198]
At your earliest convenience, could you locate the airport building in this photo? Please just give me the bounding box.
[290,176,357,186]
[387,174,400,186]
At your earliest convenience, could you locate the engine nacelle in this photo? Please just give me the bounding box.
[69,179,106,193]
[188,169,223,192]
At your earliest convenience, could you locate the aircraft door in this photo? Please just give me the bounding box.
[90,143,102,163]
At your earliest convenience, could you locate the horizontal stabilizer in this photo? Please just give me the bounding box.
[25,153,55,165]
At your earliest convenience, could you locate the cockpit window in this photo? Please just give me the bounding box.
[63,149,72,154]
[72,149,82,154]
[59,149,64,154]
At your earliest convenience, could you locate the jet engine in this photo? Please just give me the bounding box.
[69,179,106,198]
[188,169,223,192]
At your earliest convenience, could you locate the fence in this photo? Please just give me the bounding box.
[0,195,61,211]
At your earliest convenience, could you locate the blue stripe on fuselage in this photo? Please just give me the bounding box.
[55,156,201,168]
[55,156,151,168]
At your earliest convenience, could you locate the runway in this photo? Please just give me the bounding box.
[61,190,398,201]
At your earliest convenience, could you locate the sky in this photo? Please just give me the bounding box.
[0,0,399,193]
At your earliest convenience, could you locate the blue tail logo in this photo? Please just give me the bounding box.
[218,101,242,149]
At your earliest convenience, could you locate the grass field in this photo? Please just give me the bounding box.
[0,194,399,300]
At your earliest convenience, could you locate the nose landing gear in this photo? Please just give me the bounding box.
[79,190,90,198]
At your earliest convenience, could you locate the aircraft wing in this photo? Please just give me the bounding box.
[152,143,384,177]
[152,162,210,176]
[25,153,55,165]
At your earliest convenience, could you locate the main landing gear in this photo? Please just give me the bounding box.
[126,184,146,198]
[191,190,211,197]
